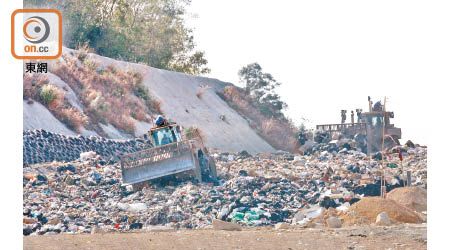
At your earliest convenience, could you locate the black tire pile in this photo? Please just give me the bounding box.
[23,129,153,165]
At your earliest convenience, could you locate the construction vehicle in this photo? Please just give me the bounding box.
[120,117,217,187]
[315,96,401,154]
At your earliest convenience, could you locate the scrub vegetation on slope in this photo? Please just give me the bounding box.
[24,47,162,136]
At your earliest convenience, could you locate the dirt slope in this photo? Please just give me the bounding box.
[23,48,275,154]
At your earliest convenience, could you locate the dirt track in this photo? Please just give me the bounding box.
[24,224,426,250]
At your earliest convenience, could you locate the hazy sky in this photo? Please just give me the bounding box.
[186,1,448,145]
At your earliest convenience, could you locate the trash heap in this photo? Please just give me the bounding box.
[23,129,152,165]
[23,144,427,235]
[297,131,367,155]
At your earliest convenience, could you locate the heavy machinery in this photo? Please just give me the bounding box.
[120,117,217,187]
[315,96,401,154]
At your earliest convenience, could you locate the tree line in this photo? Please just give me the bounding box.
[24,0,210,75]
[238,62,287,120]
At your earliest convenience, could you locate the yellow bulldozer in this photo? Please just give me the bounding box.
[316,96,401,154]
[120,116,217,187]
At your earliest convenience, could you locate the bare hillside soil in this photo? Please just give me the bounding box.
[24,47,275,154]
[24,224,426,250]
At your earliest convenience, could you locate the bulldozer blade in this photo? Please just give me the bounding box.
[121,144,197,185]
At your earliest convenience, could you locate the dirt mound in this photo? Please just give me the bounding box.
[339,210,370,227]
[386,186,427,212]
[345,197,423,224]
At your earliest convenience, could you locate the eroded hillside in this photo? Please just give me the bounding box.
[23,47,275,154]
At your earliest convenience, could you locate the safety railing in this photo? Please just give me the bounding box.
[316,123,366,132]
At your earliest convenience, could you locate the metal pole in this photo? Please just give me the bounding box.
[381,97,387,198]
[401,157,405,187]
[406,171,411,186]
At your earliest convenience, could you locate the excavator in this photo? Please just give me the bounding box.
[120,116,217,188]
[315,96,402,154]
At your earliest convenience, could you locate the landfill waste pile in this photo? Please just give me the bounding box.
[299,131,424,157]
[299,136,360,155]
[23,143,426,236]
[23,129,152,165]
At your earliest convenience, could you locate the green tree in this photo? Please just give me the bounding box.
[238,63,287,117]
[238,63,280,99]
[169,51,211,75]
[24,0,210,75]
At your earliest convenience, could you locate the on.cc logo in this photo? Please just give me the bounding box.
[11,9,62,59]
[23,16,50,44]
